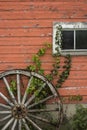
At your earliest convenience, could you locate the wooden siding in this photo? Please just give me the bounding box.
[0,0,87,102]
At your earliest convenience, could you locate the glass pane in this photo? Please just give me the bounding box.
[76,30,87,49]
[62,31,74,50]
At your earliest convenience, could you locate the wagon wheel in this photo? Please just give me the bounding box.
[0,70,63,130]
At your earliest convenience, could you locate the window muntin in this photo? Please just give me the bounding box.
[53,22,87,55]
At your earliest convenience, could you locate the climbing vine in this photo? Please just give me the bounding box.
[26,26,72,97]
[10,26,72,100]
[8,24,71,99]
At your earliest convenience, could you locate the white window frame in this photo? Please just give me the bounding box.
[53,22,87,55]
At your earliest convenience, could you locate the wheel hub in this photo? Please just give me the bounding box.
[12,104,27,119]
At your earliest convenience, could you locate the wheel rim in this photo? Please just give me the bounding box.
[0,70,63,130]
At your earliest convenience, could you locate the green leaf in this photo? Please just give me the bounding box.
[44,42,52,49]
[37,48,46,56]
[38,69,44,75]
[27,65,36,71]
[32,55,39,62]
[46,74,53,81]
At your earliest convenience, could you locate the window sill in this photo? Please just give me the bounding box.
[60,50,87,55]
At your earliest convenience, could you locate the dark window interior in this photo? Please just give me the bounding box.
[62,31,74,50]
[76,30,87,49]
[62,30,87,50]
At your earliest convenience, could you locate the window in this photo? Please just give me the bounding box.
[53,22,87,55]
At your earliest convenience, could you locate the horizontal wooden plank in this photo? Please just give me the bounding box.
[63,79,87,87]
[0,56,54,64]
[0,37,51,45]
[0,2,86,11]
[0,54,87,70]
[0,10,87,20]
[0,28,52,37]
[0,55,32,63]
[71,56,87,62]
[51,70,87,80]
[0,51,87,63]
[0,0,86,3]
[0,53,54,61]
[69,71,87,79]
[52,71,87,80]
[0,54,55,64]
[42,62,87,71]
[0,19,87,29]
[71,62,87,71]
[0,46,52,54]
[0,54,53,63]
[0,63,29,71]
[59,87,87,96]
[0,58,87,72]
[61,56,87,63]
[0,19,53,28]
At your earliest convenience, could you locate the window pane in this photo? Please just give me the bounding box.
[76,30,87,49]
[62,31,74,50]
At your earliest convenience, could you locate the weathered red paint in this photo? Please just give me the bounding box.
[0,1,87,102]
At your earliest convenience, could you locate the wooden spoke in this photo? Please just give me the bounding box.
[11,119,17,130]
[1,118,14,130]
[0,92,13,106]
[28,95,54,109]
[0,111,11,114]
[25,83,46,107]
[22,76,33,104]
[17,74,21,104]
[28,113,52,125]
[0,114,11,122]
[3,77,17,104]
[22,119,30,130]
[18,119,22,130]
[0,103,11,109]
[26,116,42,130]
[28,108,59,113]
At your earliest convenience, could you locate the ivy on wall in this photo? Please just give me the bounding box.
[26,25,72,89]
[10,25,83,102]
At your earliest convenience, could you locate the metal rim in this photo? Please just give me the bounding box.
[0,69,63,130]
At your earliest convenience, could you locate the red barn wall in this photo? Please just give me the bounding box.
[0,0,87,102]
